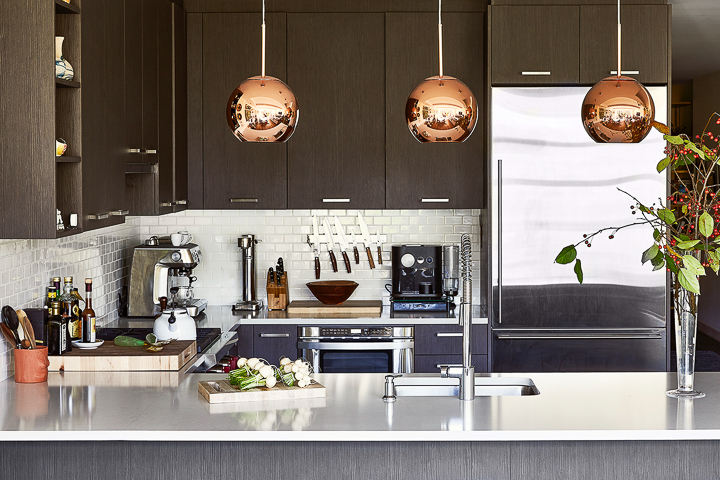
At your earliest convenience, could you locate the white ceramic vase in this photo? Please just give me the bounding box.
[55,36,74,81]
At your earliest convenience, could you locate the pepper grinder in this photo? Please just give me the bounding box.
[233,235,263,311]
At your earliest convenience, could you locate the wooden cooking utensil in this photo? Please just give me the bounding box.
[0,323,16,346]
[16,309,36,349]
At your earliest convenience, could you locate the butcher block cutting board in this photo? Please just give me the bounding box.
[198,379,326,404]
[48,340,196,372]
[287,300,382,316]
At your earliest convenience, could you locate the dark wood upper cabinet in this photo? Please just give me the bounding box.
[201,13,288,210]
[173,3,189,213]
[491,6,580,85]
[287,13,386,209]
[579,5,668,85]
[157,0,174,214]
[385,12,484,209]
[81,0,127,231]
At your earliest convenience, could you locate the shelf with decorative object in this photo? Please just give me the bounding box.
[55,77,81,88]
[55,0,80,14]
[56,155,81,163]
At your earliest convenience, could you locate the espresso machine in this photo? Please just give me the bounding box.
[390,244,457,312]
[127,237,207,317]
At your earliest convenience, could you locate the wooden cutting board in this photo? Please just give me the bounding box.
[48,340,196,372]
[287,300,382,316]
[198,379,326,404]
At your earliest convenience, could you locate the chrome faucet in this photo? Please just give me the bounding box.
[440,234,474,400]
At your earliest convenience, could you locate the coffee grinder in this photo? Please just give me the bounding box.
[233,235,263,311]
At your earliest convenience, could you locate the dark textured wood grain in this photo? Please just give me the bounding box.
[158,0,174,215]
[55,0,81,14]
[142,0,160,154]
[173,4,189,212]
[415,354,488,373]
[692,71,720,138]
[126,171,158,216]
[287,13,385,209]
[385,12,484,209]
[56,163,83,235]
[186,0,487,13]
[492,0,664,4]
[579,5,668,85]
[186,13,203,208]
[124,0,144,156]
[202,13,288,209]
[491,6,580,85]
[252,325,298,363]
[415,324,488,355]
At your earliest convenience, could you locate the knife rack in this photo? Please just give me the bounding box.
[267,272,288,310]
[305,234,387,247]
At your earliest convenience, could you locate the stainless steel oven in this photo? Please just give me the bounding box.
[297,326,414,373]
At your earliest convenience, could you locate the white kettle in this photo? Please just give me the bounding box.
[153,307,197,341]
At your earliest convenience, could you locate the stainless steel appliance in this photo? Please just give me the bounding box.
[127,239,207,317]
[298,326,414,373]
[233,235,262,311]
[391,245,443,299]
[491,86,668,372]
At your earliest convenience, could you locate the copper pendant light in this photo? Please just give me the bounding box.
[405,0,477,143]
[581,0,654,143]
[227,0,299,143]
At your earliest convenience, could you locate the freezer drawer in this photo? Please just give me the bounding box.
[492,330,666,372]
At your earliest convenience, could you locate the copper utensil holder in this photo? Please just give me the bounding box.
[14,346,49,383]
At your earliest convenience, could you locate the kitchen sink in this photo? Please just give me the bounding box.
[389,374,539,397]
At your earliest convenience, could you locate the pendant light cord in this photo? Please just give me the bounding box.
[618,0,622,78]
[261,0,266,78]
[438,0,443,78]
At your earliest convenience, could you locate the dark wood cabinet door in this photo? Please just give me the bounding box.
[386,12,484,209]
[142,0,159,153]
[124,0,144,159]
[414,354,488,373]
[580,5,668,85]
[173,4,188,212]
[202,13,288,210]
[82,0,126,231]
[414,324,488,355]
[287,13,385,209]
[157,0,174,214]
[252,325,298,364]
[491,6,579,85]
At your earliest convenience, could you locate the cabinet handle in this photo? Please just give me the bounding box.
[521,71,551,76]
[130,148,143,154]
[174,200,187,205]
[322,198,350,203]
[610,70,640,75]
[259,333,290,338]
[160,202,173,207]
[109,210,129,216]
[436,332,462,337]
[421,198,449,203]
[146,149,157,155]
[87,213,109,220]
[230,198,259,203]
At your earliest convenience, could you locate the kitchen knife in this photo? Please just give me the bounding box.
[333,216,352,273]
[269,267,275,286]
[357,212,376,269]
[322,217,339,273]
[276,258,284,285]
[311,215,321,279]
[350,229,360,264]
[373,230,383,265]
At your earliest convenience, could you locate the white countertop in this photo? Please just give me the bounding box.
[2,371,720,442]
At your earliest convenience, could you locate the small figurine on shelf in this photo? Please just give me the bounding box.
[56,209,65,231]
[56,138,67,156]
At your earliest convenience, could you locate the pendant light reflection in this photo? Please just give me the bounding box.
[226,1,298,143]
[581,0,654,143]
[405,0,477,143]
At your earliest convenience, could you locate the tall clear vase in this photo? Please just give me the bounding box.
[667,283,705,398]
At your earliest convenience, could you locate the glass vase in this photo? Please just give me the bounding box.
[667,283,705,398]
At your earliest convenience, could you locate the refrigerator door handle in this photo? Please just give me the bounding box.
[495,333,664,340]
[498,159,503,324]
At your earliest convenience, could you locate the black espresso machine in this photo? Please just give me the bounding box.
[390,245,459,312]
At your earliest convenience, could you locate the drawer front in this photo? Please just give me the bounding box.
[253,325,298,364]
[414,324,488,355]
[414,354,488,373]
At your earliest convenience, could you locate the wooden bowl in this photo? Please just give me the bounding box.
[306,281,359,305]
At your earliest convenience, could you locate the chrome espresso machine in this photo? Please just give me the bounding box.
[127,237,207,317]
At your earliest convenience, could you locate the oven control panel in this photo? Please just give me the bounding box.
[319,327,392,337]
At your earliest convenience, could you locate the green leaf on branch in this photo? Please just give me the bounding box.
[651,253,665,271]
[555,245,577,264]
[699,211,714,238]
[676,239,700,250]
[680,234,691,241]
[664,253,680,274]
[664,135,685,145]
[682,205,689,215]
[682,254,706,276]
[679,268,701,295]
[641,244,659,264]
[688,143,706,159]
[574,259,583,284]
[639,204,650,213]
[656,156,672,172]
[709,251,720,274]
[657,209,676,225]
[653,229,661,242]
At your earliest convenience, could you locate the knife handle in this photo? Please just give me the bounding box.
[377,246,383,265]
[315,256,321,279]
[366,247,376,269]
[342,251,352,273]
[353,246,360,264]
[329,250,338,272]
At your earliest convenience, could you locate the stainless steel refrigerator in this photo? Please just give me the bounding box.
[491,87,668,372]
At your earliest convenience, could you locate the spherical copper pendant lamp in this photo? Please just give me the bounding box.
[227,0,298,143]
[581,0,654,143]
[405,0,477,143]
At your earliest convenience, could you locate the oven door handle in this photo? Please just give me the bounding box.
[297,340,414,350]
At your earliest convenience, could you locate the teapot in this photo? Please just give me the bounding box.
[153,296,197,341]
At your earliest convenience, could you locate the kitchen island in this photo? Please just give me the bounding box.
[2,371,720,479]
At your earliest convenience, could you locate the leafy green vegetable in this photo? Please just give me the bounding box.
[555,245,577,265]
[114,335,147,347]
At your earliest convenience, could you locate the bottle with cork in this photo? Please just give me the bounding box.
[82,278,96,343]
